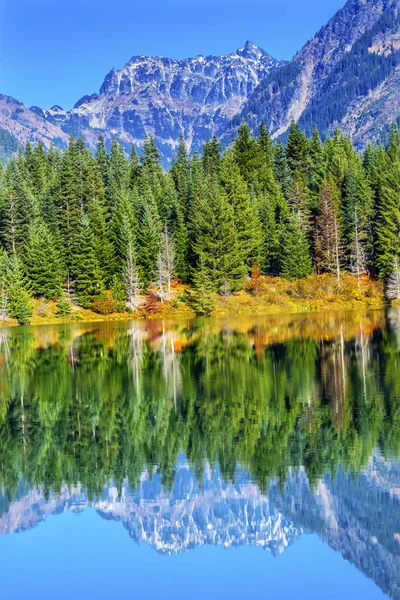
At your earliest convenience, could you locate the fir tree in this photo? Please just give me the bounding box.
[136,197,160,289]
[286,121,309,178]
[202,135,221,181]
[258,122,274,169]
[24,220,63,299]
[273,141,291,198]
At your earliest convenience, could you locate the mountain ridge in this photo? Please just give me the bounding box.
[1,0,400,161]
[0,42,281,164]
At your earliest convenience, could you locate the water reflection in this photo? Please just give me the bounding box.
[0,310,400,597]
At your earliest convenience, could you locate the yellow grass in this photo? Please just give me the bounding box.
[0,274,386,327]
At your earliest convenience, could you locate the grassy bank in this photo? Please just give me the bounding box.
[0,273,388,328]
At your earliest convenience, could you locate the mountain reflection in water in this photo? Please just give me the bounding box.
[0,310,400,598]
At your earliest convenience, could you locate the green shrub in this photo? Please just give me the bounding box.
[191,292,215,317]
[91,297,117,315]
[56,297,72,316]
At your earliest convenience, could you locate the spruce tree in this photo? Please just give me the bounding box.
[374,158,400,277]
[220,151,261,270]
[280,213,312,280]
[192,184,247,292]
[84,156,115,283]
[96,135,110,188]
[7,255,34,325]
[73,215,104,307]
[286,121,309,178]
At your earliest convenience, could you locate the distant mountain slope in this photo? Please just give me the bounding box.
[0,127,20,162]
[226,0,400,148]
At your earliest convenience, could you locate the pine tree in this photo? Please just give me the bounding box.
[233,122,261,189]
[73,214,104,307]
[136,197,160,289]
[107,139,129,218]
[387,122,400,164]
[280,213,312,280]
[171,134,191,217]
[24,220,64,299]
[156,227,175,298]
[129,144,140,190]
[1,159,38,253]
[202,135,221,181]
[220,151,261,269]
[349,206,368,287]
[307,128,325,203]
[121,219,142,309]
[56,137,85,288]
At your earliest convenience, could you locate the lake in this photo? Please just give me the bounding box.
[0,309,399,599]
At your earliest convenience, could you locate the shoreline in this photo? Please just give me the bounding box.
[0,272,391,328]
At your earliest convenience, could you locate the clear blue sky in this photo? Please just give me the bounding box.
[0,0,346,110]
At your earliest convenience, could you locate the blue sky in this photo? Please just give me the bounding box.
[0,0,345,110]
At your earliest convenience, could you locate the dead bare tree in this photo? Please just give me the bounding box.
[124,239,142,309]
[315,180,344,286]
[387,257,400,301]
[156,227,175,302]
[350,207,368,288]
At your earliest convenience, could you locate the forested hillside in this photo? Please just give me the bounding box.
[228,0,400,149]
[0,120,399,324]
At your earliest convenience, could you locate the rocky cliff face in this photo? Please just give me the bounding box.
[227,0,400,147]
[0,43,280,165]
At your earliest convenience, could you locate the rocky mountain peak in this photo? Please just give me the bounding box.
[236,40,268,60]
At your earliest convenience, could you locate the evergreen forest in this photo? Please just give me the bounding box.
[1,120,400,323]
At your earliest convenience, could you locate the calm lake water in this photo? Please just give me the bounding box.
[0,310,400,599]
